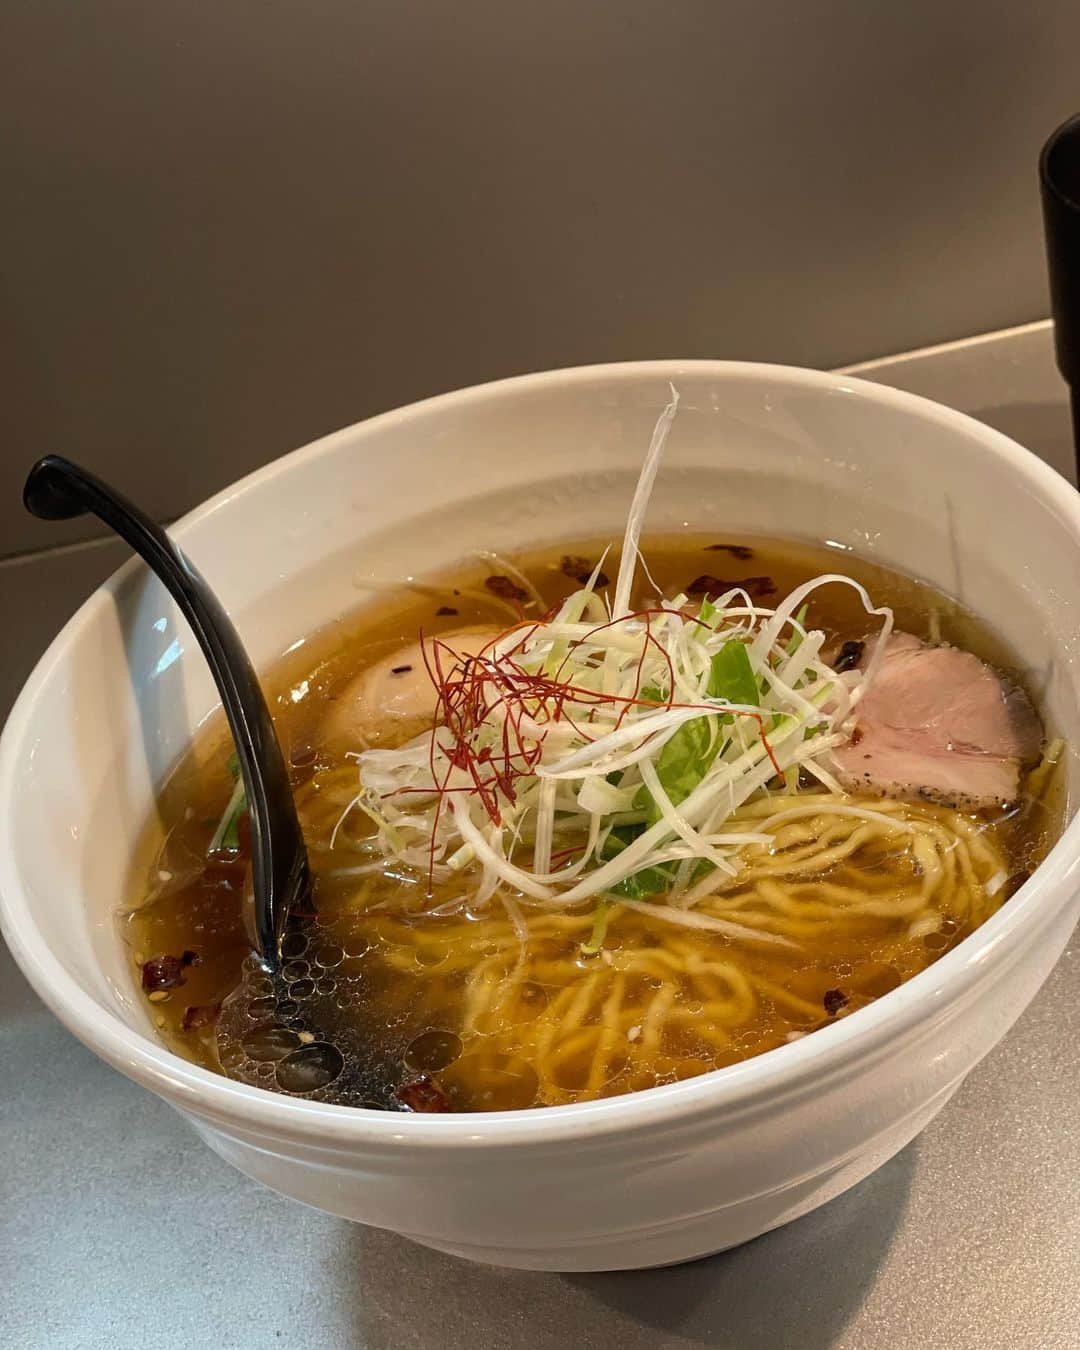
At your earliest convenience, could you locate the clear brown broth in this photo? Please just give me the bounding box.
[122,535,1063,1110]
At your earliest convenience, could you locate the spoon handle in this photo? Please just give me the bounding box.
[23,454,307,970]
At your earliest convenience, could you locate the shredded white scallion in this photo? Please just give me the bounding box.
[348,391,895,939]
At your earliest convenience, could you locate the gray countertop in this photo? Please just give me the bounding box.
[3,326,1079,1350]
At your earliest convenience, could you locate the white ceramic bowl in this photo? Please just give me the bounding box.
[2,362,1079,1272]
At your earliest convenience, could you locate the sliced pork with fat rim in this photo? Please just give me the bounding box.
[832,632,1043,808]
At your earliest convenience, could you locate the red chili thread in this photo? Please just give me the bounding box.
[407,614,780,878]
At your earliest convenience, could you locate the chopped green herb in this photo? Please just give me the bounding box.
[601,825,672,898]
[707,639,759,717]
[637,640,760,826]
[783,603,811,659]
[210,753,247,854]
[581,901,612,954]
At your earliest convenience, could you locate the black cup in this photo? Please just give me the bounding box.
[1040,113,1080,467]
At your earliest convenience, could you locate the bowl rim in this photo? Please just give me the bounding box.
[3,356,1079,1151]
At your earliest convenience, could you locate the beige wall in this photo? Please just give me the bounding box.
[2,1,1076,561]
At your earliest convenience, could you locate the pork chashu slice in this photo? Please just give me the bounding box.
[832,632,1042,808]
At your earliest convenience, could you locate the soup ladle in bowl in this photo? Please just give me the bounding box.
[23,455,308,974]
[23,456,430,1109]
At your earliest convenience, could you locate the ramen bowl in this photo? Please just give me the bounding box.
[2,361,1078,1271]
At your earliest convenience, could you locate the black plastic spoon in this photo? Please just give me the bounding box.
[23,454,308,974]
[24,456,428,1108]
